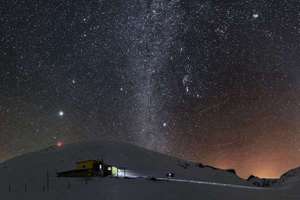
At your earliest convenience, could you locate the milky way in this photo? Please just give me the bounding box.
[115,0,185,151]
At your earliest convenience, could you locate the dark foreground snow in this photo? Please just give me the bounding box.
[0,141,299,200]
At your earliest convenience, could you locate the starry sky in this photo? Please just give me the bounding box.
[1,0,300,178]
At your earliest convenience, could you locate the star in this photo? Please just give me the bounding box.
[56,141,64,148]
[58,111,64,117]
[253,13,259,19]
[185,86,189,93]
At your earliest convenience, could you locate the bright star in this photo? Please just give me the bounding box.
[58,111,64,117]
[253,13,259,18]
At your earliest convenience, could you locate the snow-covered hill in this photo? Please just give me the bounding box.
[246,167,300,189]
[278,167,300,185]
[0,141,298,200]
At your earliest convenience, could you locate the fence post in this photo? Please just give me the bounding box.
[46,170,50,192]
[67,181,71,190]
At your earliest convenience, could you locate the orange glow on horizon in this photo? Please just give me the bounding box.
[206,157,289,179]
[251,168,281,179]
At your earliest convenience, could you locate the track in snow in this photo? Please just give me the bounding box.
[116,169,271,190]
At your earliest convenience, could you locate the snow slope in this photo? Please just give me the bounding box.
[278,167,300,185]
[246,167,300,189]
[0,141,298,200]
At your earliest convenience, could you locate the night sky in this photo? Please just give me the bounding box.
[1,0,300,178]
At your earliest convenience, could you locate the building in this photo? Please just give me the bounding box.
[57,160,118,177]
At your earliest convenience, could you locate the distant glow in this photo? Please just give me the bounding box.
[163,122,167,127]
[56,141,64,148]
[252,168,279,179]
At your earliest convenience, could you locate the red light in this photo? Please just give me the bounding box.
[56,141,64,148]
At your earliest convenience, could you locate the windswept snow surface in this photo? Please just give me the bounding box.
[155,177,270,190]
[0,141,299,200]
